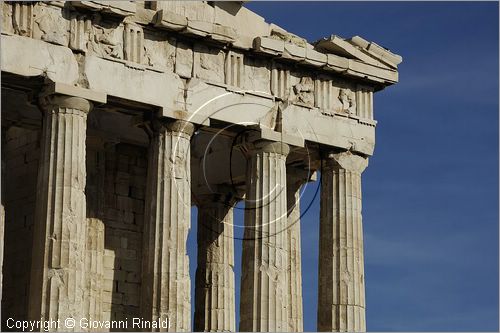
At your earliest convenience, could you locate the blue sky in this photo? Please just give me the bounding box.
[188,2,499,331]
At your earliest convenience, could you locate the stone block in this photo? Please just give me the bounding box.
[185,20,213,38]
[101,311,111,321]
[84,55,185,113]
[153,9,188,31]
[118,281,138,295]
[304,48,327,67]
[326,54,349,72]
[120,259,139,272]
[126,272,140,283]
[103,278,114,292]
[112,292,123,304]
[283,42,306,61]
[115,183,129,196]
[32,4,69,47]
[104,207,121,221]
[102,302,112,312]
[117,196,132,211]
[253,36,284,55]
[1,35,79,84]
[130,186,145,200]
[211,24,237,43]
[103,255,115,268]
[194,43,226,84]
[123,293,139,306]
[131,199,144,213]
[122,211,135,224]
[143,31,176,71]
[118,248,136,260]
[175,41,193,78]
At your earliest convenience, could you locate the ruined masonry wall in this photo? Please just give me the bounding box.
[1,127,148,332]
[2,127,40,327]
[94,143,147,329]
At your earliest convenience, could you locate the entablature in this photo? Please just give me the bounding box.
[1,1,401,157]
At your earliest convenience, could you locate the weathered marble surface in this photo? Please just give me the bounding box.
[140,120,194,332]
[28,95,93,331]
[0,2,401,332]
[318,152,369,332]
[194,195,236,332]
[1,1,399,156]
[240,140,290,332]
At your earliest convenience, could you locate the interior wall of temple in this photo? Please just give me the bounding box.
[1,126,40,328]
[0,120,149,331]
[90,143,147,329]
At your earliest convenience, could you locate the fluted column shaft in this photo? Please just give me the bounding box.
[317,151,368,332]
[141,119,194,332]
[286,169,309,332]
[28,95,92,331]
[194,195,236,332]
[240,140,290,332]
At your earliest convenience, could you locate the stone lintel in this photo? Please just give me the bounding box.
[152,117,195,137]
[161,108,211,126]
[260,127,305,148]
[71,1,136,17]
[42,82,107,104]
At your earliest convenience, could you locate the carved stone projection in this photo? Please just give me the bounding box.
[124,23,144,64]
[144,30,176,71]
[356,85,374,120]
[271,63,291,100]
[194,44,225,84]
[1,1,400,332]
[337,88,357,115]
[12,2,34,37]
[292,76,315,107]
[69,13,91,52]
[33,4,69,46]
[225,51,244,88]
[88,14,123,59]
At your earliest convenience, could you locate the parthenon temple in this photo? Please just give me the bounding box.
[0,1,401,332]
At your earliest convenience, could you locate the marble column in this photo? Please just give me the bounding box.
[141,119,194,332]
[317,151,368,332]
[286,168,310,332]
[194,194,236,332]
[28,95,92,330]
[239,140,290,332]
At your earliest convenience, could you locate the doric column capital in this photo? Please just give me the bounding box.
[153,118,195,137]
[254,139,290,156]
[237,130,291,158]
[323,151,368,173]
[39,94,93,114]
